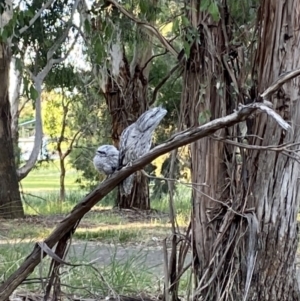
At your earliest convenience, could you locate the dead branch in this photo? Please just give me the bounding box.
[0,102,292,300]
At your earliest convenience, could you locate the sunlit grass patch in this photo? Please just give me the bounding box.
[22,190,86,215]
[7,224,51,240]
[74,223,171,243]
[20,160,80,191]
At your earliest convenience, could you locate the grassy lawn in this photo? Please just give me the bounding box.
[0,163,192,298]
[20,160,80,191]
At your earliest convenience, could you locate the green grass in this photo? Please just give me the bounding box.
[22,190,86,215]
[0,241,155,296]
[20,160,81,191]
[1,164,193,298]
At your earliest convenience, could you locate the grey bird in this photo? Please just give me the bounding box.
[119,106,167,196]
[93,145,119,177]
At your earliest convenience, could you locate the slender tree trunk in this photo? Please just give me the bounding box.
[59,157,66,203]
[181,0,300,299]
[0,43,24,219]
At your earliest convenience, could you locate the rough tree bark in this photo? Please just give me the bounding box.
[0,43,24,218]
[181,0,300,300]
[245,0,300,299]
[100,2,158,210]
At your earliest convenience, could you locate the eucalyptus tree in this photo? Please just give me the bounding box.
[179,0,300,300]
[0,0,81,218]
[87,0,300,299]
[78,0,181,209]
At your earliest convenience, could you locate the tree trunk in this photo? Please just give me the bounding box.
[181,0,300,300]
[59,157,66,203]
[102,8,157,210]
[103,47,150,209]
[0,43,24,219]
[244,0,300,298]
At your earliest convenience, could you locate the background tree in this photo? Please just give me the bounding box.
[0,0,82,218]
[79,0,181,209]
[0,1,24,218]
[17,0,80,180]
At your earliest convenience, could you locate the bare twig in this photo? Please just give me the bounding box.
[141,50,167,73]
[150,64,181,106]
[141,170,208,187]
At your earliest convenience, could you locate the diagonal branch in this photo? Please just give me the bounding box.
[260,67,300,100]
[150,63,181,106]
[0,100,291,300]
[46,0,80,62]
[2,66,300,299]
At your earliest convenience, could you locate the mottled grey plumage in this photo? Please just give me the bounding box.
[93,145,119,176]
[119,106,167,195]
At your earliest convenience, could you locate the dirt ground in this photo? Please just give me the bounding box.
[0,209,191,279]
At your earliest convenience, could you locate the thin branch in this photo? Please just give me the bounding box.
[141,170,208,187]
[19,0,55,34]
[46,0,80,62]
[107,0,178,58]
[150,63,181,106]
[18,98,31,114]
[141,50,167,73]
[212,135,300,152]
[261,67,300,100]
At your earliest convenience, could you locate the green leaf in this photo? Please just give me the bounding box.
[0,28,8,42]
[200,0,211,11]
[15,57,22,72]
[84,19,91,35]
[30,85,39,101]
[183,41,191,58]
[172,18,180,33]
[139,0,148,15]
[181,16,190,27]
[198,110,212,125]
[208,2,220,22]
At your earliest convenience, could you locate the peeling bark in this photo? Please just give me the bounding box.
[182,0,300,300]
[246,0,300,299]
[103,43,150,209]
[102,7,157,209]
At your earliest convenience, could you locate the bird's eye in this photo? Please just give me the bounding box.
[97,150,105,155]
